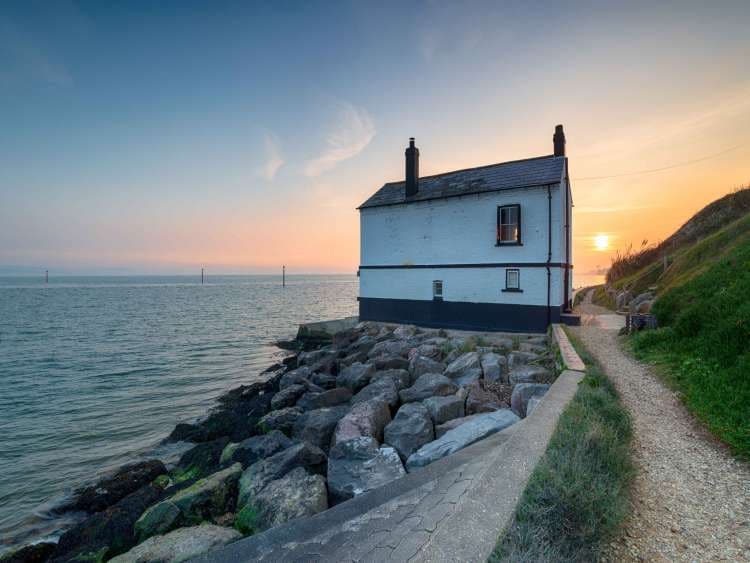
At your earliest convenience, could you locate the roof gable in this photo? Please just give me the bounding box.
[359,155,564,210]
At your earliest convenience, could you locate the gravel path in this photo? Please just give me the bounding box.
[573,293,750,562]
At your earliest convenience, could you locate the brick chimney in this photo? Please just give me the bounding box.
[553,125,565,157]
[405,137,419,197]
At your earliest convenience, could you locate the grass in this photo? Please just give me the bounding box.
[629,223,750,459]
[591,285,616,310]
[490,330,633,562]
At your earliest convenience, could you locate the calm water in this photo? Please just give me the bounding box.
[0,275,358,550]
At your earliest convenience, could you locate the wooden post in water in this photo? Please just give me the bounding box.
[201,267,204,285]
[45,270,48,284]
[282,265,286,287]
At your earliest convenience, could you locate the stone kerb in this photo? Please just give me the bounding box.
[552,324,585,372]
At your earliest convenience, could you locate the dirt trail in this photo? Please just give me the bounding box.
[573,291,750,562]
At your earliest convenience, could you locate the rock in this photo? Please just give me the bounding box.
[238,442,327,507]
[351,377,399,411]
[485,336,514,350]
[296,387,352,411]
[511,383,551,418]
[480,353,506,383]
[423,395,465,425]
[453,368,482,386]
[270,383,308,410]
[406,410,520,470]
[336,362,376,393]
[237,467,328,534]
[509,365,552,386]
[310,372,338,389]
[367,340,411,359]
[409,355,447,384]
[61,460,167,514]
[526,336,547,346]
[292,406,350,452]
[507,351,541,370]
[444,352,481,380]
[332,327,360,349]
[399,373,458,403]
[526,395,542,416]
[219,443,239,465]
[176,437,230,479]
[615,290,633,310]
[383,403,434,460]
[347,334,377,356]
[167,390,273,444]
[370,368,410,390]
[0,542,56,563]
[278,366,312,390]
[392,325,418,339]
[333,400,391,445]
[307,354,338,376]
[109,524,241,563]
[465,381,508,414]
[297,349,330,366]
[519,342,547,354]
[257,407,303,436]
[636,299,654,314]
[374,356,410,371]
[434,414,482,438]
[229,431,292,467]
[51,483,163,562]
[340,350,369,367]
[145,463,242,532]
[327,437,406,504]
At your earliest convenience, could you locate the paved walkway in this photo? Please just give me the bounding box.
[199,369,584,563]
[573,292,750,562]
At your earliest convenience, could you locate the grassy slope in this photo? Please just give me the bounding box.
[490,330,633,562]
[630,214,750,459]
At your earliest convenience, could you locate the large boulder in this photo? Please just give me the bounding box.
[526,395,543,416]
[327,437,406,504]
[351,377,399,411]
[465,381,509,414]
[109,524,241,563]
[480,353,506,383]
[296,387,352,411]
[332,327,360,349]
[615,290,633,310]
[508,365,553,386]
[399,373,458,403]
[228,431,292,467]
[175,437,230,480]
[408,343,441,361]
[511,384,550,418]
[238,442,327,508]
[374,356,410,371]
[347,335,377,356]
[423,395,465,425]
[340,350,369,367]
[408,355,446,383]
[444,352,481,382]
[136,464,242,540]
[367,340,411,359]
[236,467,328,534]
[257,407,303,436]
[406,410,520,471]
[383,403,434,460]
[292,406,349,452]
[507,351,541,370]
[370,368,410,390]
[333,400,391,445]
[434,414,482,438]
[310,372,338,390]
[278,366,312,390]
[0,543,56,563]
[61,460,167,514]
[51,483,164,562]
[270,383,307,410]
[336,362,376,393]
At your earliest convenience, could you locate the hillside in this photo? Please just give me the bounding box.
[595,187,750,459]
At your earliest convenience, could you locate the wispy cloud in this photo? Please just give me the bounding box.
[304,103,376,177]
[258,132,284,180]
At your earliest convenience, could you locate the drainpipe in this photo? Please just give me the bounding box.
[563,159,571,311]
[547,184,552,328]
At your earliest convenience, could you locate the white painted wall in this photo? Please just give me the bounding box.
[359,180,570,307]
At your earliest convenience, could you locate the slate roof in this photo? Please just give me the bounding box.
[358,154,565,209]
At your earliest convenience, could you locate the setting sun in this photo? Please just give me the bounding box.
[594,234,610,251]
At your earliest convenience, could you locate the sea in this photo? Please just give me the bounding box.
[0,274,358,552]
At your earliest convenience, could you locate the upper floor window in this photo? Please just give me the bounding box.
[497,204,521,245]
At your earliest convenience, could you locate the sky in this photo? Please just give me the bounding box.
[1,0,749,280]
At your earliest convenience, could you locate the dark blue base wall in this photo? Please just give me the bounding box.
[359,297,560,333]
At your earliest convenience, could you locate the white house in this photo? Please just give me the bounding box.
[357,125,578,333]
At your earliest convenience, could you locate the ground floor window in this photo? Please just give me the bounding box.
[433,280,443,301]
[503,268,521,292]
